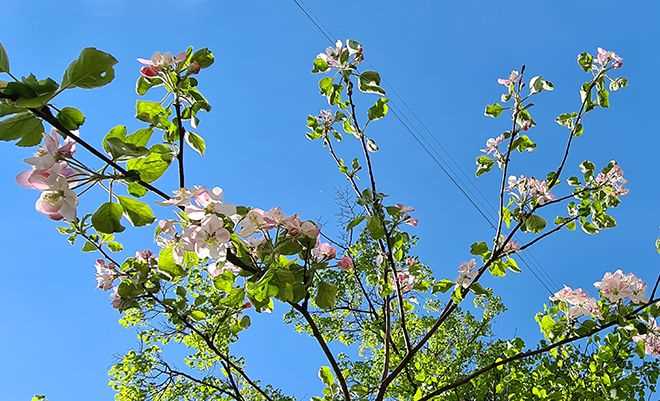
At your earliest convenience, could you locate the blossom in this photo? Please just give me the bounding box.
[207,260,239,278]
[312,240,336,262]
[318,110,334,130]
[282,214,302,236]
[24,130,76,171]
[481,134,505,156]
[550,286,600,319]
[95,259,116,290]
[17,161,76,191]
[316,40,363,71]
[375,253,385,266]
[595,48,623,69]
[338,255,354,271]
[137,51,186,77]
[595,162,628,196]
[185,186,237,221]
[300,221,320,239]
[317,40,345,69]
[191,214,231,260]
[633,318,660,356]
[403,217,418,227]
[238,208,272,236]
[135,249,156,266]
[396,270,416,292]
[594,269,646,304]
[161,188,194,207]
[395,203,415,214]
[456,259,478,288]
[35,175,78,221]
[507,175,554,206]
[110,287,122,309]
[497,70,520,86]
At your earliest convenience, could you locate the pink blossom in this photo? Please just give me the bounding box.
[338,255,354,271]
[375,253,385,266]
[191,214,231,260]
[405,257,417,268]
[396,270,416,293]
[110,287,122,309]
[318,110,334,129]
[595,162,628,196]
[35,175,78,221]
[24,129,76,171]
[481,134,505,156]
[282,215,302,236]
[507,175,554,206]
[633,318,660,356]
[17,162,76,191]
[395,203,415,214]
[551,286,600,319]
[301,221,320,239]
[594,269,646,304]
[135,249,155,265]
[185,186,237,221]
[456,259,478,288]
[95,259,116,291]
[596,48,623,69]
[403,217,418,227]
[207,261,239,278]
[137,51,186,77]
[317,40,345,69]
[161,188,194,207]
[312,240,336,262]
[497,70,520,86]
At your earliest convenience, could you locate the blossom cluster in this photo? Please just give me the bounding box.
[551,269,647,321]
[595,48,623,69]
[17,129,79,221]
[633,318,660,357]
[481,134,506,166]
[507,175,554,206]
[316,40,363,71]
[456,259,478,288]
[138,51,189,78]
[595,162,629,196]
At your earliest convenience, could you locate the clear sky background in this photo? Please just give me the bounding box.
[1,1,659,400]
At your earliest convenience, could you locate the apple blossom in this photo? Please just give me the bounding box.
[550,286,600,319]
[110,287,122,309]
[35,175,78,221]
[497,70,520,87]
[95,259,116,290]
[185,186,237,221]
[396,270,416,293]
[312,240,336,262]
[481,134,505,157]
[207,260,240,278]
[596,47,623,69]
[24,129,76,171]
[456,259,478,288]
[191,214,231,260]
[595,162,628,196]
[137,51,186,77]
[135,249,156,266]
[17,161,77,191]
[507,175,554,206]
[633,318,660,357]
[300,221,320,239]
[594,269,646,304]
[338,255,354,271]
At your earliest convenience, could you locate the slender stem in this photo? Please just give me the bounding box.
[291,303,352,401]
[174,93,186,188]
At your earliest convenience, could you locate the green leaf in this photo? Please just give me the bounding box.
[117,196,155,227]
[0,42,9,73]
[318,366,335,387]
[470,241,489,257]
[135,76,163,96]
[433,279,455,293]
[577,52,593,72]
[0,103,23,118]
[529,75,554,94]
[0,112,44,147]
[512,135,536,152]
[368,97,389,121]
[484,103,504,118]
[190,310,207,321]
[126,145,173,183]
[103,125,149,159]
[61,47,117,89]
[346,215,365,231]
[367,215,385,240]
[158,246,185,279]
[185,131,206,155]
[135,100,170,124]
[92,202,125,234]
[127,182,147,197]
[475,155,494,176]
[190,48,214,68]
[126,127,153,147]
[315,282,337,310]
[359,71,386,95]
[524,214,546,233]
[312,56,329,73]
[656,238,660,254]
[56,107,85,130]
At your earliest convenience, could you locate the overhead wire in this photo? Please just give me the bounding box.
[291,0,558,294]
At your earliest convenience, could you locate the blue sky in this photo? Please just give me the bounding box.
[1,1,659,400]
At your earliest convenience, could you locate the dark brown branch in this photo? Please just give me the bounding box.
[291,302,352,401]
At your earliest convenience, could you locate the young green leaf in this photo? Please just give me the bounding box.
[92,202,125,234]
[61,48,118,89]
[315,282,338,310]
[185,131,206,155]
[117,196,156,227]
[57,107,85,130]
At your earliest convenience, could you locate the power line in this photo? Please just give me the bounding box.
[291,0,557,294]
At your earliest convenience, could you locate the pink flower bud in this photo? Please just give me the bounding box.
[338,255,354,271]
